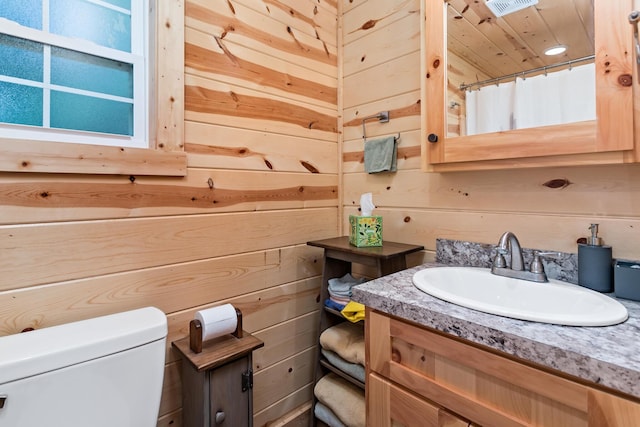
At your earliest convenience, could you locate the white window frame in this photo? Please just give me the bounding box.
[0,0,150,148]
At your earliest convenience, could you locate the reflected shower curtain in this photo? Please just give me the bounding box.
[465,63,596,135]
[465,82,516,135]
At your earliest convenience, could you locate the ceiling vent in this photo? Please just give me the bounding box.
[486,0,539,17]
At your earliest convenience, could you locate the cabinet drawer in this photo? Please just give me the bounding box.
[368,372,470,427]
[367,310,589,427]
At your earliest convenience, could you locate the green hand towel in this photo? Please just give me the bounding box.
[364,135,397,173]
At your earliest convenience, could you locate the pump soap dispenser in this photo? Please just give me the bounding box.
[578,223,613,292]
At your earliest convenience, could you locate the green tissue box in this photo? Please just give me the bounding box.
[349,215,383,247]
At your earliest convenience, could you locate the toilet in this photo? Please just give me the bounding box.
[0,307,167,426]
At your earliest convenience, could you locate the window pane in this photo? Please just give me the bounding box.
[51,91,132,135]
[0,0,42,29]
[0,81,43,126]
[103,0,131,9]
[50,0,131,52]
[51,47,133,98]
[0,34,43,82]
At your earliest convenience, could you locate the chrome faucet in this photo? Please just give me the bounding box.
[491,232,548,283]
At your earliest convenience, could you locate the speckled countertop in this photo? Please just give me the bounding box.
[351,262,640,399]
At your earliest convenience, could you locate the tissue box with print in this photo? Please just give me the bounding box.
[349,215,382,247]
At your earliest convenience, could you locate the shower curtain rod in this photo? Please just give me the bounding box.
[459,54,595,91]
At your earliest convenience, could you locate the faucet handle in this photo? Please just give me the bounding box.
[493,252,507,268]
[530,252,545,274]
[530,251,562,274]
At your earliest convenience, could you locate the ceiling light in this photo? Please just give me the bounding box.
[544,45,567,56]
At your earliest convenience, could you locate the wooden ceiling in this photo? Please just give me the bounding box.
[447,0,594,83]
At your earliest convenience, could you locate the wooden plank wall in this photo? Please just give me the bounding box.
[342,0,640,267]
[0,1,338,426]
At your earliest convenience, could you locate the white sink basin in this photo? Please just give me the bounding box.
[412,267,628,326]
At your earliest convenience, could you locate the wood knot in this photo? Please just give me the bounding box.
[404,216,411,223]
[361,20,377,30]
[543,178,571,189]
[619,74,633,87]
[432,59,440,69]
[129,175,136,183]
[300,160,319,173]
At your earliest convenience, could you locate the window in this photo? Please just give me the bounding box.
[0,0,149,148]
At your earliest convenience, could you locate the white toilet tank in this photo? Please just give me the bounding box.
[0,307,167,427]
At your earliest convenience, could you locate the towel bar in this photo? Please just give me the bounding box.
[361,111,399,142]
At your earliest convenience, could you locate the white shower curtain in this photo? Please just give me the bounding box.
[465,82,516,135]
[465,63,595,135]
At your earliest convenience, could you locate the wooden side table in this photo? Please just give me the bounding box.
[306,236,423,425]
[173,332,264,427]
[307,236,424,282]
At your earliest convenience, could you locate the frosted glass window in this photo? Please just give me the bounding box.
[51,0,132,52]
[0,34,43,82]
[51,47,133,98]
[0,0,42,29]
[51,91,132,136]
[0,82,43,126]
[0,0,148,148]
[104,0,131,9]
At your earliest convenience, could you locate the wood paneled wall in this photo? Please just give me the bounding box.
[0,1,338,426]
[342,0,640,264]
[4,1,640,426]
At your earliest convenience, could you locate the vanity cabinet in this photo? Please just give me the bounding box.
[368,373,472,427]
[366,309,640,426]
[423,0,638,171]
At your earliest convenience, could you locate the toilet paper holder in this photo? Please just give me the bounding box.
[189,307,243,353]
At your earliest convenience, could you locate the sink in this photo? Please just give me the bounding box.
[412,267,628,326]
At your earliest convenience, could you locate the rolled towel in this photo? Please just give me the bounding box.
[319,322,365,366]
[314,373,365,427]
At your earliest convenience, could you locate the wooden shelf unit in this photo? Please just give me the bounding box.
[307,236,424,425]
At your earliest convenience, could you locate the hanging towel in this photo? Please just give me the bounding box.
[364,135,397,173]
[341,301,365,323]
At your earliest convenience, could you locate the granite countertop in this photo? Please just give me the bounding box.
[351,262,640,399]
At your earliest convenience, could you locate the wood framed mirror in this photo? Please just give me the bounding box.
[422,0,635,171]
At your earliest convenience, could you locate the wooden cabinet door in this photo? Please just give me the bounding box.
[209,356,252,427]
[366,309,640,427]
[368,372,441,427]
[367,310,588,427]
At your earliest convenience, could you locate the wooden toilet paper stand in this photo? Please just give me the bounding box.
[189,307,243,354]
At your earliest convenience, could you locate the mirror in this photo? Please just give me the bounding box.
[445,0,595,137]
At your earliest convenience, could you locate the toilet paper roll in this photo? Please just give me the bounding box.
[194,304,238,341]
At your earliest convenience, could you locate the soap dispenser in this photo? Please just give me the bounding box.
[578,223,613,292]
